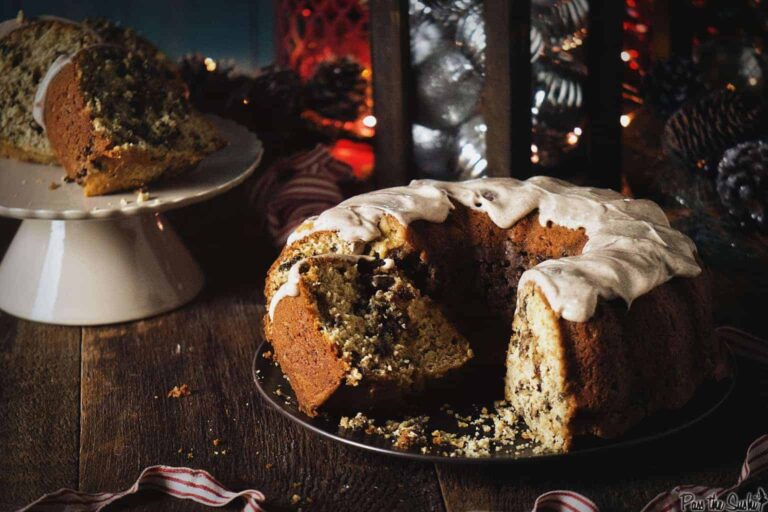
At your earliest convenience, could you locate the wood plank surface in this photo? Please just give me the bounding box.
[0,218,81,510]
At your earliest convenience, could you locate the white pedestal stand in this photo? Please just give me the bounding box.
[0,117,262,325]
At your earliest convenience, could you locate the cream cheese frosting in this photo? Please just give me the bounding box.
[272,176,701,323]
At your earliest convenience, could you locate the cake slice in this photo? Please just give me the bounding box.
[0,13,178,167]
[42,44,224,195]
[0,14,99,163]
[265,255,474,416]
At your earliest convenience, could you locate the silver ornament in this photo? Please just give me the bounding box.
[530,25,544,63]
[412,123,456,178]
[410,13,449,66]
[531,58,586,168]
[532,60,584,131]
[415,48,483,129]
[533,0,589,51]
[429,0,479,29]
[455,115,487,180]
[455,6,485,74]
[535,66,583,108]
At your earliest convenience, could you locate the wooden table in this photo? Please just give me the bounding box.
[1,194,766,512]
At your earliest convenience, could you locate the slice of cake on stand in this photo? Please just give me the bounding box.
[39,44,224,196]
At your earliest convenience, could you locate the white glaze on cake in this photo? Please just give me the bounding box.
[32,54,72,130]
[273,177,701,323]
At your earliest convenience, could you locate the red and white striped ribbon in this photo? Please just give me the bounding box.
[532,489,599,512]
[532,435,768,512]
[18,466,265,512]
[247,143,353,247]
[640,434,768,512]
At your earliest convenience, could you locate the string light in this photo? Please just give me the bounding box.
[621,51,631,62]
[531,144,540,164]
[620,114,632,128]
[362,115,377,128]
[204,57,216,72]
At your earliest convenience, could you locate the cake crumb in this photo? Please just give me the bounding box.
[120,198,129,206]
[136,190,150,203]
[167,384,191,398]
[265,463,273,469]
[339,401,533,458]
[262,350,273,360]
[290,494,301,505]
[345,367,362,386]
[212,438,222,447]
[48,181,60,190]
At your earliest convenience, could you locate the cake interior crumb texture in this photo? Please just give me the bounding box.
[272,256,473,415]
[0,19,98,163]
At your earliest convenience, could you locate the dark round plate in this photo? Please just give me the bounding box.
[253,339,736,464]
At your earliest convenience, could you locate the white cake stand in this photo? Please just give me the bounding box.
[0,117,263,325]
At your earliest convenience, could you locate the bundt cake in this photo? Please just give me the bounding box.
[264,177,730,452]
[40,44,224,195]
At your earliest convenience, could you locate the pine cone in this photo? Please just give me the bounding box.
[643,57,703,116]
[177,54,242,115]
[716,140,768,230]
[662,89,768,172]
[305,57,367,121]
[225,66,304,130]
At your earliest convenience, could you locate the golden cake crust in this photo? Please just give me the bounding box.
[268,290,349,416]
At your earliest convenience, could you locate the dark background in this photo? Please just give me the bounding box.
[0,0,276,71]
